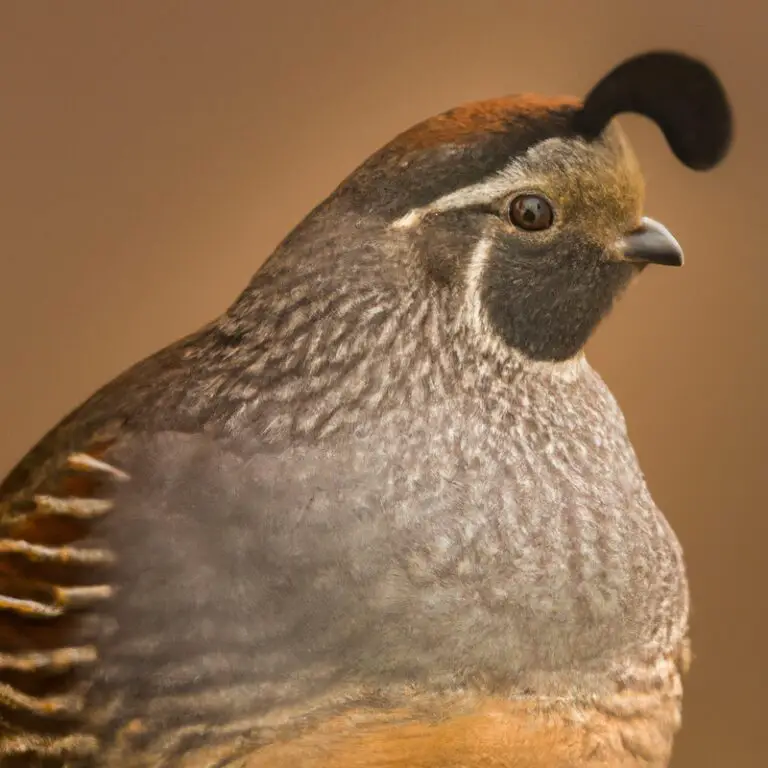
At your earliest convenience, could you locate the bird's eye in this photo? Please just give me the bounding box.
[507,194,554,231]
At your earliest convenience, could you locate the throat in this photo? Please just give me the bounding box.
[480,248,636,362]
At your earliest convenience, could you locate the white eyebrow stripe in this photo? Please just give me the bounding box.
[391,168,519,230]
[390,135,590,230]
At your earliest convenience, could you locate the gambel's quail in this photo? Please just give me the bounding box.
[0,51,732,767]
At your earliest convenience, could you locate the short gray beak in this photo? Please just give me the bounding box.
[619,217,684,267]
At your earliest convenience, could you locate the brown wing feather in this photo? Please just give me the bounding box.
[0,430,129,763]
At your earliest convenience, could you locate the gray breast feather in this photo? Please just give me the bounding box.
[99,403,686,710]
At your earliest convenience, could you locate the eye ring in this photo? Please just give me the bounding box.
[506,194,555,231]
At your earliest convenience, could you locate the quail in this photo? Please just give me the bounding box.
[0,50,732,767]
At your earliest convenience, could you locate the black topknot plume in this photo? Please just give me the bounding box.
[573,50,733,171]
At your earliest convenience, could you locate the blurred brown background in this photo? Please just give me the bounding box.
[0,2,764,765]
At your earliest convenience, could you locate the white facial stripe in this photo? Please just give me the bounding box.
[463,234,493,334]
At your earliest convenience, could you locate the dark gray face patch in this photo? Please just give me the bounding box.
[482,232,638,361]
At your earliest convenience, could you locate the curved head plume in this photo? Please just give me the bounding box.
[573,50,733,170]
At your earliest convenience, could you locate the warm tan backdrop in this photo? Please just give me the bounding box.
[0,3,764,766]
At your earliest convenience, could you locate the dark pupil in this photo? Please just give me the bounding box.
[512,195,551,230]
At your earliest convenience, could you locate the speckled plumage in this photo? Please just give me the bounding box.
[0,51,731,766]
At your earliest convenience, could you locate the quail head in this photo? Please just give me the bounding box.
[0,51,731,767]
